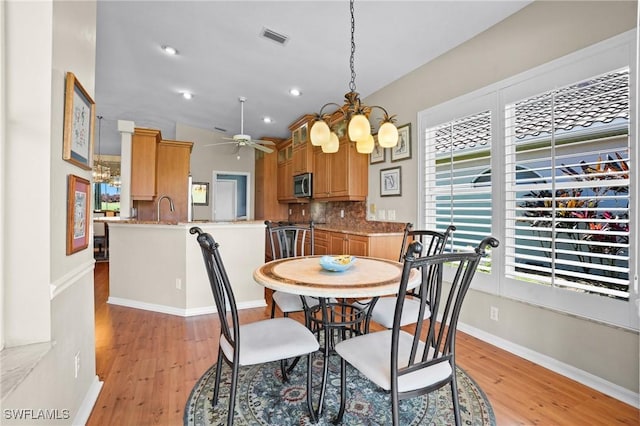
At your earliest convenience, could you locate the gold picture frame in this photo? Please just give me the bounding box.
[66,174,91,255]
[63,72,95,170]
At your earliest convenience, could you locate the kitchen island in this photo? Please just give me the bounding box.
[107,220,266,316]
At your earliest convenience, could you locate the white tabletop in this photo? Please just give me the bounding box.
[253,255,419,298]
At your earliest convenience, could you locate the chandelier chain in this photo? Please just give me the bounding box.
[349,0,356,93]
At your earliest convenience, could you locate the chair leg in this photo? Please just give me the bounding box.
[334,357,347,424]
[450,377,462,426]
[270,300,277,318]
[212,350,224,406]
[280,359,289,383]
[227,360,240,426]
[391,386,400,426]
[306,353,317,424]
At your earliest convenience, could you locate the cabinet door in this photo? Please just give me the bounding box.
[328,139,350,196]
[131,128,160,200]
[314,230,329,255]
[328,232,346,255]
[347,234,369,257]
[312,147,330,199]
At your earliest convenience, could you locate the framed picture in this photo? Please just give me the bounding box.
[63,72,95,170]
[370,134,385,164]
[391,123,411,162]
[191,182,209,206]
[66,174,91,255]
[380,166,401,197]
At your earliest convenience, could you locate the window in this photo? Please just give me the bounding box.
[505,69,630,300]
[94,182,121,212]
[419,32,637,329]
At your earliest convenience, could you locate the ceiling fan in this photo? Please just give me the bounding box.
[206,97,275,154]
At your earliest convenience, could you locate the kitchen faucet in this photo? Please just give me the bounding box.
[157,195,175,222]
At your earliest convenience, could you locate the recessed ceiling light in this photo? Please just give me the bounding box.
[263,117,272,124]
[162,45,178,55]
[289,88,301,97]
[181,91,193,100]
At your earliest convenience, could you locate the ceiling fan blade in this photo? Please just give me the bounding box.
[251,143,274,154]
[253,139,276,146]
[204,141,237,147]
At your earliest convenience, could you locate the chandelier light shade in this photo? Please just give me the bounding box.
[377,121,399,148]
[355,134,375,154]
[322,132,340,153]
[310,119,330,146]
[348,114,371,142]
[308,0,398,153]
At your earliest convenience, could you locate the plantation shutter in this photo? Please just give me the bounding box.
[425,111,493,272]
[504,68,630,299]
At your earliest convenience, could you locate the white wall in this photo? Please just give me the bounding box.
[364,0,639,399]
[2,0,100,423]
[176,122,255,221]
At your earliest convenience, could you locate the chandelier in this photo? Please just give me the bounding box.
[309,0,398,154]
[93,115,111,183]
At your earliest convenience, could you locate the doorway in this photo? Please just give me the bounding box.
[211,171,250,221]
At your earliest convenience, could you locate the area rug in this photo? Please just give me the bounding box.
[184,352,495,425]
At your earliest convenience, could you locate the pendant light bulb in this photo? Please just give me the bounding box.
[348,114,370,142]
[322,132,340,153]
[356,134,375,154]
[378,122,399,148]
[310,120,330,146]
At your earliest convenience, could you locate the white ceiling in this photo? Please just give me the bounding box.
[95,0,531,155]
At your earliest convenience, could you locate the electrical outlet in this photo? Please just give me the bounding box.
[490,306,499,321]
[176,278,182,290]
[302,209,305,216]
[388,209,396,220]
[74,352,80,378]
[289,209,292,215]
[340,209,344,218]
[378,210,386,220]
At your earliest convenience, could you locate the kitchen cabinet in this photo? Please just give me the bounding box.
[255,138,287,220]
[290,115,314,176]
[135,138,193,222]
[315,229,403,261]
[131,128,160,200]
[312,138,368,201]
[277,140,296,202]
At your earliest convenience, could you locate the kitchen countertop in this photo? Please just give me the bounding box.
[315,224,404,237]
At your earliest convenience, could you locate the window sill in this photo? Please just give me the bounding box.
[1,341,54,402]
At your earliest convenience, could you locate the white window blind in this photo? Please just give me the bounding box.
[504,69,630,299]
[425,111,493,272]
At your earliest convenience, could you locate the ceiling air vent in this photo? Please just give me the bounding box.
[214,126,227,133]
[261,27,288,45]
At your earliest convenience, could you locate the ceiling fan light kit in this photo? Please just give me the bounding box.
[206,97,275,154]
[310,0,399,154]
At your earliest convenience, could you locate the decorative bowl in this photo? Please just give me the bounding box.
[319,255,356,272]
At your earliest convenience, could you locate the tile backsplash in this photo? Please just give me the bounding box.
[288,201,406,232]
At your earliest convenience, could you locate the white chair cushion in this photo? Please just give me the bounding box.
[220,317,319,366]
[272,291,320,313]
[369,297,431,329]
[335,330,452,393]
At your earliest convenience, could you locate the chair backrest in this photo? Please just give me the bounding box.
[392,236,499,388]
[190,227,240,360]
[94,221,106,238]
[265,220,314,260]
[398,223,456,262]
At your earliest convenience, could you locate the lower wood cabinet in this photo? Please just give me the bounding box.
[314,229,403,261]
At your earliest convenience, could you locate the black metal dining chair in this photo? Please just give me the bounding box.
[265,220,319,320]
[360,223,455,332]
[335,236,499,425]
[190,227,319,425]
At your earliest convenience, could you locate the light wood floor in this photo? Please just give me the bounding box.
[87,262,639,425]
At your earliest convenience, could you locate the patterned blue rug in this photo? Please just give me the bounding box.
[184,352,495,425]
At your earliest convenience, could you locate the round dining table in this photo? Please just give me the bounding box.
[253,255,420,419]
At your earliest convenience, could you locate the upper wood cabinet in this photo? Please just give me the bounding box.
[132,133,193,222]
[290,115,314,176]
[255,137,288,220]
[276,139,296,202]
[131,128,160,200]
[313,138,368,201]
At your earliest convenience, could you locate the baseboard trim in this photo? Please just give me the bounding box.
[458,322,640,408]
[72,375,103,426]
[107,297,267,317]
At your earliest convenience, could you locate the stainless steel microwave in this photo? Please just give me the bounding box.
[293,173,312,198]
